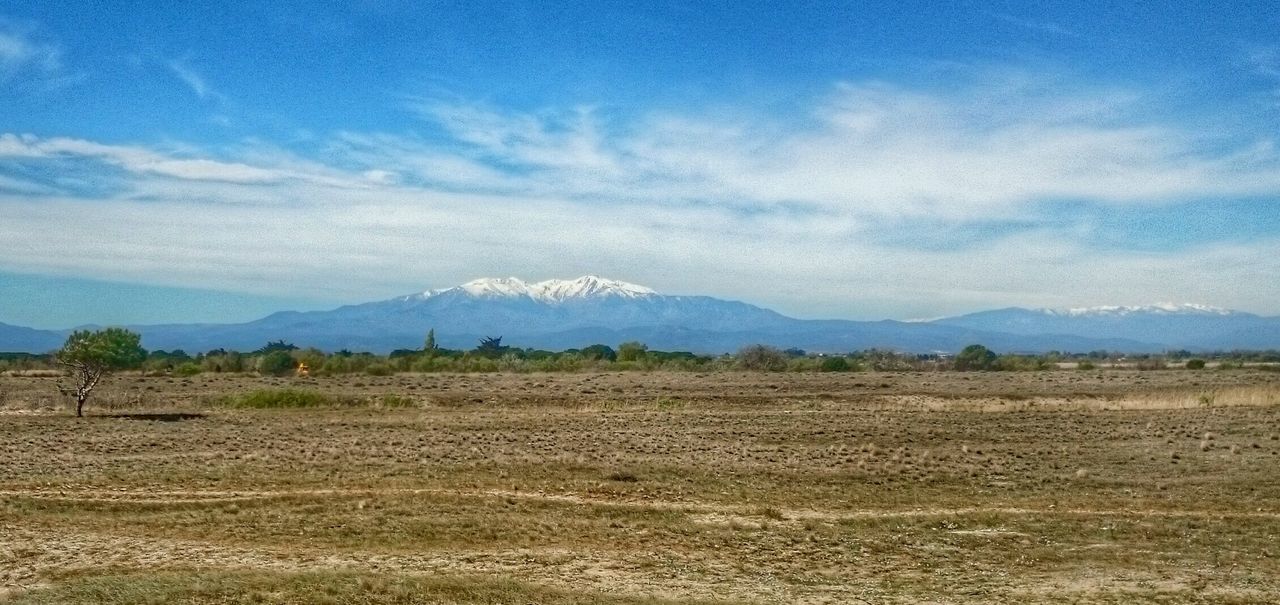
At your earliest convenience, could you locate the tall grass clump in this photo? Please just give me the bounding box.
[1117,385,1280,410]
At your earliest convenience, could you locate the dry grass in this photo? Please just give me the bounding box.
[2,570,719,604]
[2,370,1279,603]
[1118,384,1280,409]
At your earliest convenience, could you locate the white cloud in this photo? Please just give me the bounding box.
[419,102,621,173]
[361,169,399,184]
[390,79,1280,221]
[0,133,363,186]
[141,158,282,183]
[3,184,1277,318]
[2,73,1279,317]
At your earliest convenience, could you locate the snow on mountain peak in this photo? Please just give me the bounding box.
[458,277,534,298]
[1045,303,1234,317]
[424,276,657,302]
[538,275,657,301]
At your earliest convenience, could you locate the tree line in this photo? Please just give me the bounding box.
[13,328,1279,380]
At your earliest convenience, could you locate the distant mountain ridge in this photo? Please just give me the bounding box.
[2,276,1277,354]
[934,305,1277,351]
[0,321,65,353]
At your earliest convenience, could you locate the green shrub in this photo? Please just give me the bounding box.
[819,356,850,372]
[1077,360,1097,370]
[173,362,203,376]
[955,344,997,371]
[579,344,617,362]
[411,356,452,372]
[364,363,393,376]
[617,341,648,362]
[257,351,296,376]
[1185,359,1206,370]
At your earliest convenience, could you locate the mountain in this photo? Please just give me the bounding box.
[131,276,798,353]
[1,277,1277,354]
[107,277,1179,353]
[0,321,64,353]
[0,322,64,353]
[933,304,1280,351]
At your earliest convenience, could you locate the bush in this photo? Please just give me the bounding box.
[1077,360,1097,370]
[411,356,454,372]
[202,353,244,373]
[993,355,1052,371]
[1185,359,1206,370]
[257,351,296,376]
[174,362,203,376]
[737,345,788,371]
[460,356,500,373]
[617,341,648,362]
[364,363,393,376]
[819,356,851,372]
[579,344,617,362]
[955,344,997,371]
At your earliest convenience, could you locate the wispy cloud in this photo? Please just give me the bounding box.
[0,133,364,187]
[1244,45,1280,107]
[0,23,59,73]
[2,71,1279,316]
[0,17,79,91]
[167,58,223,102]
[385,76,1280,221]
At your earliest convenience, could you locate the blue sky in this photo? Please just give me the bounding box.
[1,1,1279,328]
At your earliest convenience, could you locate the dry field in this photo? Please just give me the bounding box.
[2,370,1279,603]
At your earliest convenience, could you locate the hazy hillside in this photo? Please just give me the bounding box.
[0,322,64,353]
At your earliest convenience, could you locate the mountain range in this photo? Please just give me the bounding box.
[4,276,1278,354]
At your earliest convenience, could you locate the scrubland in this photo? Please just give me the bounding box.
[2,370,1279,603]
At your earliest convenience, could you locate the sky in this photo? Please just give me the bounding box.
[1,1,1279,328]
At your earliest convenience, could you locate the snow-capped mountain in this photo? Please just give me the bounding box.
[1044,303,1234,317]
[417,276,657,303]
[3,279,1278,354]
[934,304,1276,350]
[116,276,796,352]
